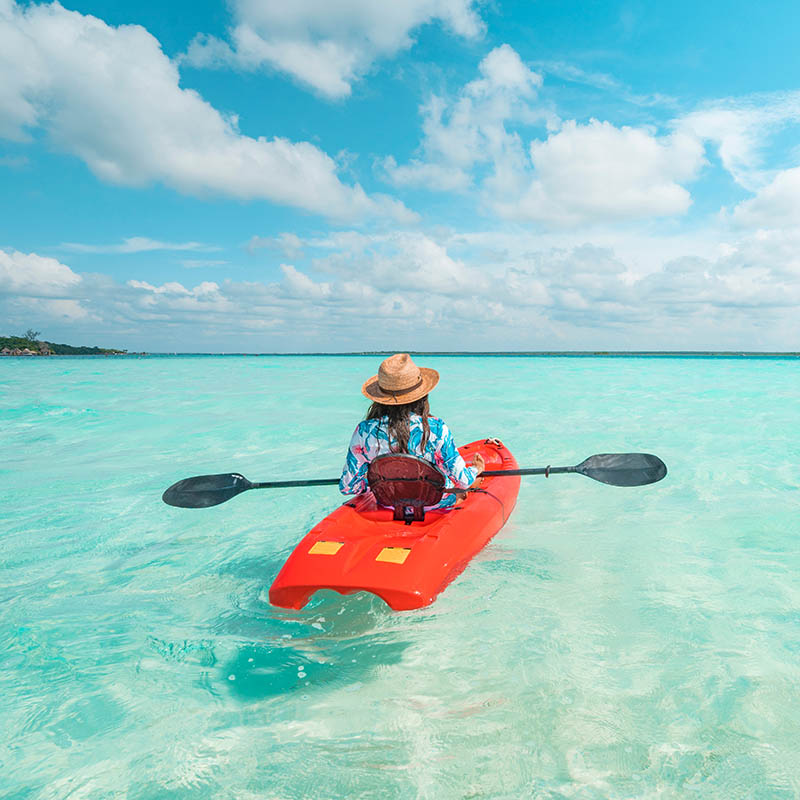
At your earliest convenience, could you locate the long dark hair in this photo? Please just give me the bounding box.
[366,396,430,454]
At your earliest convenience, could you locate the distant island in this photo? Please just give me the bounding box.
[1,330,130,356]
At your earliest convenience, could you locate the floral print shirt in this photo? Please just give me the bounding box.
[339,414,478,509]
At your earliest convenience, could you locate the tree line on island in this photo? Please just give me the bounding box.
[1,329,129,356]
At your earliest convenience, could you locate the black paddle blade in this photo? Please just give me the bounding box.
[162,473,253,508]
[575,453,667,487]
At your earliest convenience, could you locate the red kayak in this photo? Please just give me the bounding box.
[269,438,520,611]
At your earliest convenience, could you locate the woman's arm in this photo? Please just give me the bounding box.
[437,422,482,489]
[339,425,370,495]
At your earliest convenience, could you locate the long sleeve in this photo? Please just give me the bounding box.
[436,422,478,489]
[339,425,370,495]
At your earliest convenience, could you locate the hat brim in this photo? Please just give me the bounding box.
[361,367,439,405]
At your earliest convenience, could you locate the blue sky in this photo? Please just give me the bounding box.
[1,0,799,351]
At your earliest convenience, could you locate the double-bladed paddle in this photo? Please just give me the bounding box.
[162,452,667,509]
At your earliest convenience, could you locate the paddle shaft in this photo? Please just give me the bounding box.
[249,466,570,489]
[482,466,573,477]
[251,478,340,489]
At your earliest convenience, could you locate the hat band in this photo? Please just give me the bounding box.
[377,377,424,396]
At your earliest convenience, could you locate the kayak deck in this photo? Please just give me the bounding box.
[269,439,520,611]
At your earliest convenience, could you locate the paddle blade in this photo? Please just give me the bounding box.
[162,473,253,508]
[575,453,667,487]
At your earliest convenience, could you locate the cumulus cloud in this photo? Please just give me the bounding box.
[0,249,81,295]
[279,264,332,301]
[732,167,800,229]
[124,279,235,317]
[498,120,705,225]
[382,45,544,191]
[3,230,799,350]
[638,237,800,314]
[0,248,92,322]
[0,1,414,222]
[185,0,483,98]
[382,45,704,226]
[381,156,471,191]
[675,91,800,229]
[309,231,484,295]
[277,229,800,346]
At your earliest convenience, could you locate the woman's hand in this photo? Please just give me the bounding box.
[471,453,485,474]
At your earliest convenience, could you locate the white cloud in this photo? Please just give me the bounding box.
[308,231,486,296]
[181,259,229,269]
[247,232,305,258]
[673,91,800,232]
[0,0,43,141]
[0,248,92,322]
[469,43,543,96]
[381,156,470,191]
[679,91,800,191]
[498,120,705,226]
[0,1,414,222]
[280,264,332,301]
[18,297,90,321]
[383,45,544,191]
[62,237,217,254]
[638,241,800,315]
[0,248,81,295]
[185,0,483,99]
[382,46,704,227]
[3,230,799,351]
[732,167,800,228]
[536,60,677,109]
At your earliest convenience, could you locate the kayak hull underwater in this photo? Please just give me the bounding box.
[269,439,520,611]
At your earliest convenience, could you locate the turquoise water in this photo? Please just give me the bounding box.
[2,355,799,799]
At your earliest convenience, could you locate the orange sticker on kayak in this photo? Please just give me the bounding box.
[376,547,411,564]
[309,541,343,555]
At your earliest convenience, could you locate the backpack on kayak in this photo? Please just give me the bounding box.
[367,453,446,524]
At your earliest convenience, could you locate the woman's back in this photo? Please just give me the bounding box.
[338,353,483,508]
[340,414,478,503]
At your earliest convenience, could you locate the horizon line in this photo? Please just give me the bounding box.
[111,350,800,357]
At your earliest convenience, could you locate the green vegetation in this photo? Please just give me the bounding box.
[1,334,127,355]
[40,340,127,355]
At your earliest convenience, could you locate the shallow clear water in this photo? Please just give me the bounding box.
[2,355,799,799]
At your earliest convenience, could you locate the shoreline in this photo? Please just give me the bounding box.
[0,351,138,357]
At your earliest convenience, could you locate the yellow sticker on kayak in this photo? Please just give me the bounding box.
[309,541,343,555]
[376,547,411,564]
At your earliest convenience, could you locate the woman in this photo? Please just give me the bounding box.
[339,353,484,510]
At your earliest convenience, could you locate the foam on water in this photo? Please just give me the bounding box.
[2,355,799,799]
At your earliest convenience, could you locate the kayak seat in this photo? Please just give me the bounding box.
[367,454,446,524]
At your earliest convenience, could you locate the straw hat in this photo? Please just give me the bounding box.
[361,353,439,405]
